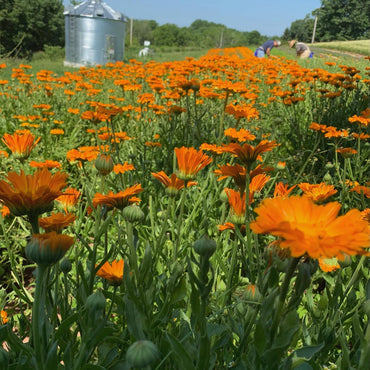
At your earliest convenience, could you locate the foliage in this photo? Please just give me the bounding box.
[315,0,370,41]
[282,16,315,43]
[0,0,64,58]
[128,19,267,49]
[0,46,369,369]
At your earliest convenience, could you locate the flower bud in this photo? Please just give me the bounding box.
[122,204,145,223]
[95,154,114,176]
[193,234,217,257]
[60,258,72,273]
[219,189,229,203]
[85,289,106,317]
[126,340,159,367]
[25,232,75,267]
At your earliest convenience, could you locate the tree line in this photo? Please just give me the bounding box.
[0,0,369,58]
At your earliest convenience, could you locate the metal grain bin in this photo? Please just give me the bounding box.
[64,0,127,67]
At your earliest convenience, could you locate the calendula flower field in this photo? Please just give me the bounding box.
[0,46,370,369]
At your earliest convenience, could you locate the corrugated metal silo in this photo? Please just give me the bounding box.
[64,0,127,67]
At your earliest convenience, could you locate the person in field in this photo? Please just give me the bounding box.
[254,40,281,58]
[289,40,313,58]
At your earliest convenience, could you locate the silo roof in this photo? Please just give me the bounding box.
[64,0,126,21]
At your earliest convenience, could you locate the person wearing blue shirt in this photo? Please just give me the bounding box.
[255,40,281,58]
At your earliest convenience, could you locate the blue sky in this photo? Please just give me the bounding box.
[63,0,322,37]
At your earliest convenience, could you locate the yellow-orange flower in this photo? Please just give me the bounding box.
[1,310,8,325]
[113,162,135,174]
[92,184,143,210]
[318,257,340,272]
[219,140,278,167]
[96,259,124,285]
[39,212,76,233]
[274,182,297,197]
[250,195,370,260]
[298,182,337,203]
[151,171,196,196]
[56,187,81,212]
[2,132,40,160]
[0,169,68,217]
[175,146,212,181]
[225,188,245,224]
[29,159,62,169]
[26,231,75,266]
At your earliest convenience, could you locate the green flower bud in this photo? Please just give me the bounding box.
[193,234,217,257]
[95,153,114,176]
[126,340,159,368]
[85,289,106,318]
[25,232,75,267]
[122,204,145,223]
[60,258,72,273]
[323,172,332,182]
[219,189,229,203]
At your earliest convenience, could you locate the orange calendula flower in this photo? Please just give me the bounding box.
[113,162,135,174]
[0,150,9,158]
[56,187,81,212]
[250,195,370,260]
[351,185,370,198]
[337,147,357,158]
[175,146,212,181]
[1,310,8,324]
[214,163,247,192]
[2,132,41,160]
[298,182,337,203]
[225,188,245,225]
[318,257,340,273]
[274,182,297,197]
[29,159,62,169]
[152,171,197,196]
[25,231,75,266]
[96,259,124,285]
[224,128,256,142]
[219,140,279,167]
[0,205,10,217]
[39,212,77,233]
[92,184,143,210]
[0,169,68,217]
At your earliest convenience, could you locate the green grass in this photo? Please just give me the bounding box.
[311,39,370,56]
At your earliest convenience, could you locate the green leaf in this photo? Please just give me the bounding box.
[165,332,196,370]
[292,342,324,361]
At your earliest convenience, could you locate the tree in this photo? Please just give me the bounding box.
[284,16,315,43]
[0,0,64,58]
[315,0,370,41]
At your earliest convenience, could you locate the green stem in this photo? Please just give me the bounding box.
[270,257,300,344]
[173,185,187,262]
[32,265,47,370]
[222,231,239,306]
[126,220,139,282]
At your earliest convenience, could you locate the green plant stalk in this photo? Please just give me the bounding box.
[155,197,174,252]
[173,184,187,262]
[196,255,212,370]
[126,220,140,283]
[359,319,370,369]
[222,231,239,306]
[332,255,367,325]
[32,264,47,370]
[28,213,40,234]
[269,257,300,344]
